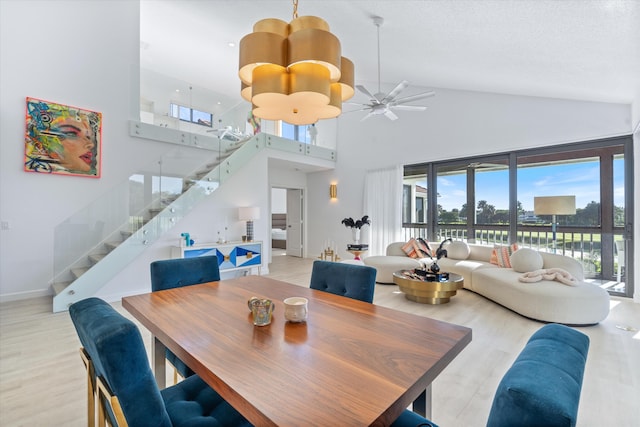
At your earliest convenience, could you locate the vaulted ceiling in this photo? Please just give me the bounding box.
[141,0,640,115]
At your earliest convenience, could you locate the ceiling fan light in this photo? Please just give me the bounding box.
[353,15,434,121]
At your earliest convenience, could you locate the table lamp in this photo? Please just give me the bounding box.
[534,195,576,253]
[239,207,260,242]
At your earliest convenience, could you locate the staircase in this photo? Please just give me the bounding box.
[51,134,252,312]
[51,129,337,312]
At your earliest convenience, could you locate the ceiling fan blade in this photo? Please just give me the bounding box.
[394,91,436,105]
[356,85,380,104]
[343,101,372,107]
[381,80,409,104]
[343,106,373,113]
[360,111,376,122]
[390,105,427,111]
[384,109,399,120]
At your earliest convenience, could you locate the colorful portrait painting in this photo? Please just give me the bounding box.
[24,97,102,178]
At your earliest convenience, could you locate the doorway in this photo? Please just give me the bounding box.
[271,187,304,258]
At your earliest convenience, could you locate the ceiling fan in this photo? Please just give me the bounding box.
[346,16,435,121]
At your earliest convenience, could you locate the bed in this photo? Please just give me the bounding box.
[271,213,287,249]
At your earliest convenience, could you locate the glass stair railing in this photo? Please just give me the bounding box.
[51,130,336,312]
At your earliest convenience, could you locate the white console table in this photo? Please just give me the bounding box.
[171,241,262,275]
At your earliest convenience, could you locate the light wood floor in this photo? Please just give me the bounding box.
[1,253,639,426]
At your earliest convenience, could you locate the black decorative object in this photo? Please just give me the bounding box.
[340,215,371,229]
[429,262,441,274]
[419,238,452,275]
[435,238,452,260]
[407,269,450,282]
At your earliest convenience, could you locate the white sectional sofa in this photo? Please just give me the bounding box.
[365,241,610,325]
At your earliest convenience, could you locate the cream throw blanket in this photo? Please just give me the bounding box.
[519,268,578,286]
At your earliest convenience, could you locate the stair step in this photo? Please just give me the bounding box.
[105,241,120,252]
[71,267,90,279]
[52,281,71,295]
[120,230,133,239]
[195,170,214,180]
[89,253,106,264]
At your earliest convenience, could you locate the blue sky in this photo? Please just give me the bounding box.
[433,159,625,212]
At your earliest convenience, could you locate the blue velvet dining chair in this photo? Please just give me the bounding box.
[309,260,377,303]
[150,256,220,383]
[69,297,253,427]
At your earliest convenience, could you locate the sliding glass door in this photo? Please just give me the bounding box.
[403,136,633,298]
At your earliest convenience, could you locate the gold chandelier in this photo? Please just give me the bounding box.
[238,0,354,125]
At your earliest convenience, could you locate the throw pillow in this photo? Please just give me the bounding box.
[510,248,544,273]
[447,241,470,260]
[401,238,431,259]
[490,243,519,268]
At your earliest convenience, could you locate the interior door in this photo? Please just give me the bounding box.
[286,189,303,257]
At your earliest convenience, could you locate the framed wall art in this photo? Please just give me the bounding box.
[24,97,102,178]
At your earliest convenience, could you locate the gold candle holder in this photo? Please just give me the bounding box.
[319,247,339,262]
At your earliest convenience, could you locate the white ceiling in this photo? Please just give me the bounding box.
[141,0,640,112]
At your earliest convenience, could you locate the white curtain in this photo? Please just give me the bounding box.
[363,165,403,256]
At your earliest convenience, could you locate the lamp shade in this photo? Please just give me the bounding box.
[534,196,576,215]
[239,207,261,221]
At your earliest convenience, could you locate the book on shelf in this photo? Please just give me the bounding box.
[347,243,369,250]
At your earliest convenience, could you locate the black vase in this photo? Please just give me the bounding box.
[429,262,440,274]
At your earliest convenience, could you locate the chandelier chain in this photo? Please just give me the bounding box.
[292,0,298,19]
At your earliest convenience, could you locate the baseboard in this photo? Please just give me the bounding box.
[0,288,53,303]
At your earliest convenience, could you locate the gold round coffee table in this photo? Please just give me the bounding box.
[393,270,464,304]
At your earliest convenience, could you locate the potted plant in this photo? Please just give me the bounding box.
[341,215,370,244]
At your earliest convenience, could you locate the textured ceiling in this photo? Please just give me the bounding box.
[141,0,640,110]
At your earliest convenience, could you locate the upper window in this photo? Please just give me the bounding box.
[169,103,212,127]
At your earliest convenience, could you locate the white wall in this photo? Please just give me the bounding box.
[0,0,144,299]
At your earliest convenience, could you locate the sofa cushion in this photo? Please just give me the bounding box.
[437,258,497,291]
[510,248,544,273]
[490,244,519,267]
[401,238,431,259]
[447,241,471,260]
[386,242,408,257]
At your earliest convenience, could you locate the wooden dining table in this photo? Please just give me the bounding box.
[122,276,472,427]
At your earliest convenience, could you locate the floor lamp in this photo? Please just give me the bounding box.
[239,207,260,242]
[534,196,576,253]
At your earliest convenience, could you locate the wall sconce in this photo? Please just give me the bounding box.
[239,207,261,241]
[534,195,576,253]
[329,184,337,199]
